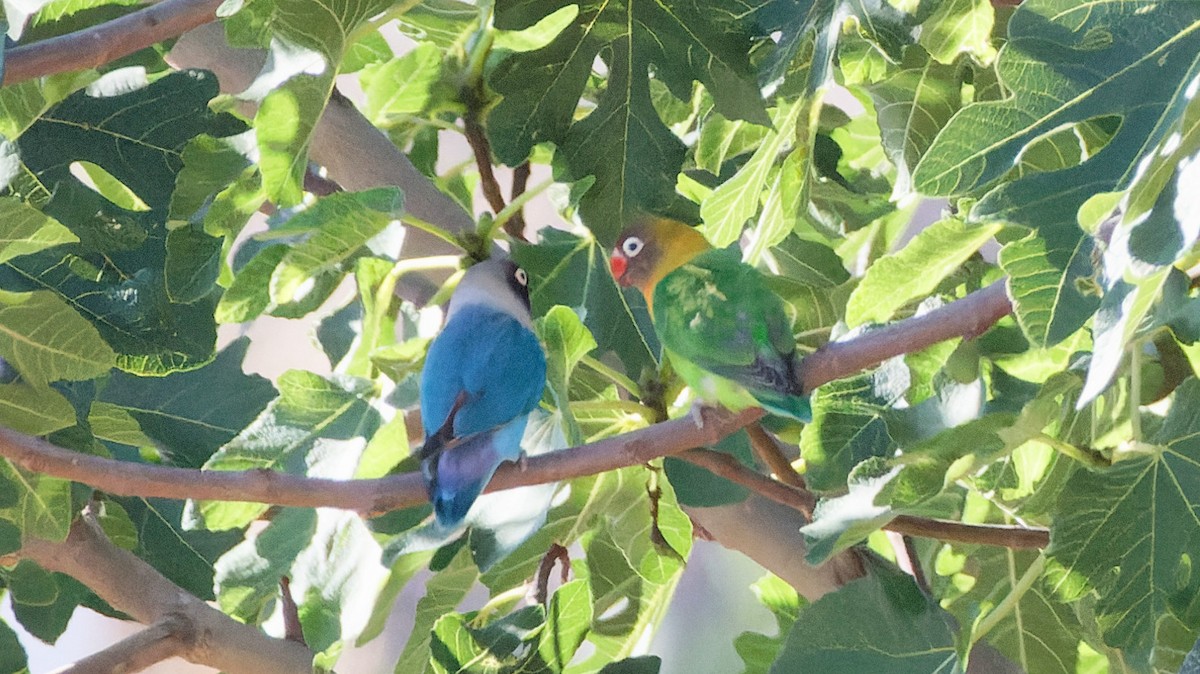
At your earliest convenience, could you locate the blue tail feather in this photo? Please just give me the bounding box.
[421,418,528,528]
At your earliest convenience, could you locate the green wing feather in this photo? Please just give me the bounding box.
[653,250,808,420]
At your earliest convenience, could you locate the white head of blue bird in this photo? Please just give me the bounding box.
[447,258,533,327]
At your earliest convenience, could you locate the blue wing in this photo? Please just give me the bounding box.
[418,305,546,527]
[420,304,546,441]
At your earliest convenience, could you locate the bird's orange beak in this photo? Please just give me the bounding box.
[609,251,629,285]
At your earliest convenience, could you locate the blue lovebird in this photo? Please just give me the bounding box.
[419,258,547,528]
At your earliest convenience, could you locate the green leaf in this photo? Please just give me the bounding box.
[536,305,596,445]
[800,363,905,493]
[489,0,771,242]
[597,656,661,674]
[918,0,996,65]
[293,510,391,657]
[0,383,75,436]
[0,520,18,555]
[735,574,802,674]
[0,290,115,386]
[394,546,478,674]
[0,459,72,542]
[164,224,222,303]
[360,42,443,123]
[247,0,394,205]
[0,198,77,264]
[770,563,959,673]
[943,550,1081,674]
[868,49,962,198]
[845,218,1000,327]
[99,337,276,468]
[215,507,318,621]
[663,430,753,508]
[998,229,1100,348]
[195,370,379,529]
[1078,270,1171,406]
[0,619,25,674]
[20,69,234,212]
[1047,378,1200,658]
[119,496,241,601]
[700,102,803,249]
[0,70,95,140]
[801,460,898,565]
[216,243,289,323]
[539,580,593,670]
[914,1,1200,233]
[0,254,219,375]
[513,229,657,378]
[770,235,850,289]
[269,188,405,304]
[9,572,90,645]
[170,131,256,221]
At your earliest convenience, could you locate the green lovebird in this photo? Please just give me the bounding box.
[609,217,811,422]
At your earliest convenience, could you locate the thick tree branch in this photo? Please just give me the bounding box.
[21,517,314,674]
[685,495,865,601]
[50,615,191,674]
[4,0,223,85]
[167,23,472,305]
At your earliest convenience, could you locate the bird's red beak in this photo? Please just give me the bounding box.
[609,251,628,284]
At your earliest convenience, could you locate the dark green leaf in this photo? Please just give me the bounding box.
[1047,378,1200,659]
[770,564,959,673]
[513,228,657,378]
[99,337,276,468]
[164,224,222,303]
[0,619,25,674]
[800,361,906,492]
[0,290,116,386]
[195,370,379,529]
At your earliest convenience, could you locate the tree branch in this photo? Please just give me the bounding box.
[889,515,1049,549]
[744,422,806,490]
[680,448,815,519]
[4,0,224,85]
[21,517,314,674]
[167,23,473,304]
[0,408,765,516]
[799,280,1013,392]
[49,615,191,674]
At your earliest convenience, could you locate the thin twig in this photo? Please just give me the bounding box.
[534,543,570,606]
[505,162,531,239]
[279,577,305,645]
[888,515,1049,549]
[4,0,224,85]
[680,448,815,520]
[745,422,806,490]
[463,114,509,218]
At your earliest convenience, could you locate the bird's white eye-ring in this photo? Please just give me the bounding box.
[622,236,644,258]
[514,267,528,286]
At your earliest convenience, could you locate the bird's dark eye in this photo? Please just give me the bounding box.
[622,237,644,257]
[514,267,528,286]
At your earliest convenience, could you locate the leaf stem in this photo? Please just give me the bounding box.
[1130,343,1142,443]
[484,177,555,242]
[580,355,642,398]
[970,554,1045,647]
[1034,433,1110,468]
[568,400,655,418]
